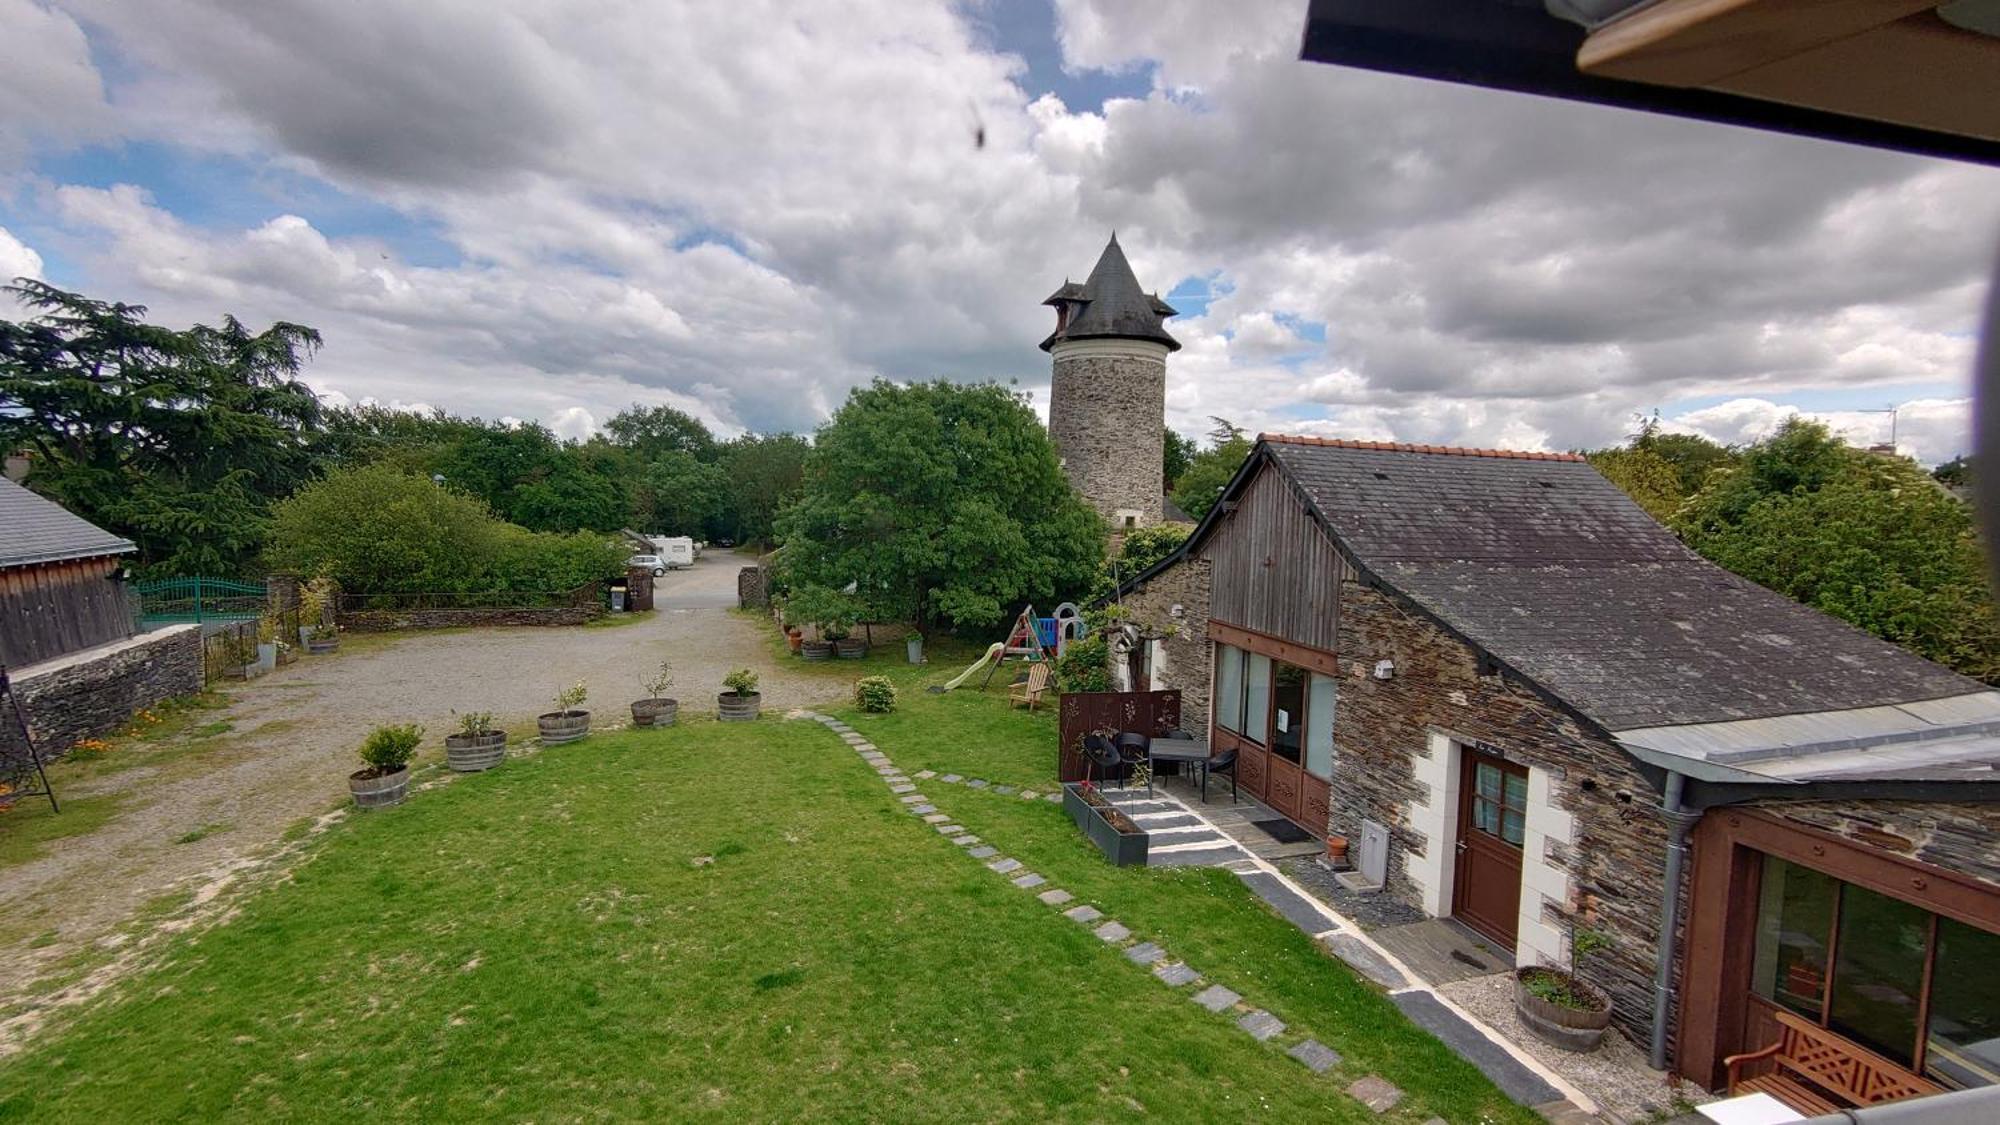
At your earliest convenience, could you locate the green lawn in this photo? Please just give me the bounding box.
[0,686,1533,1123]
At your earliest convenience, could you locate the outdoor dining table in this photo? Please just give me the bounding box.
[1144,738,1212,798]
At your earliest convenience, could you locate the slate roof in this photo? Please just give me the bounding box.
[1041,234,1180,353]
[1252,435,1990,734]
[0,476,136,569]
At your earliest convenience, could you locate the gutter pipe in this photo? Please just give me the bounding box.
[1649,770,1700,1071]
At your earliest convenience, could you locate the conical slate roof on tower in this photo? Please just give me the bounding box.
[1040,234,1179,352]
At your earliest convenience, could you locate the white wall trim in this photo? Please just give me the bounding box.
[1514,765,1577,969]
[1050,337,1171,363]
[1408,732,1459,917]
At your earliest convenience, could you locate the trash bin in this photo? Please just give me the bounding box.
[611,586,627,612]
[906,635,924,664]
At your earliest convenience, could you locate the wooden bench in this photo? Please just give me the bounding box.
[1725,1006,1941,1116]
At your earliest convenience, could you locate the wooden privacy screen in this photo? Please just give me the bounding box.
[1057,689,1182,782]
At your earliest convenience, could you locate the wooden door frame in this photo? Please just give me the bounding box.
[1452,747,1527,948]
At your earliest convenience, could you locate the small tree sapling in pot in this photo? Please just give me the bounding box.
[538,680,592,743]
[631,660,679,728]
[350,723,422,808]
[717,667,761,721]
[444,709,506,772]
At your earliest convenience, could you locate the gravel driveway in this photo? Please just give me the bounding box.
[0,554,830,1048]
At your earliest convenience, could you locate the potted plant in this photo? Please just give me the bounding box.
[444,710,506,772]
[631,660,679,727]
[255,616,280,672]
[788,585,855,661]
[1325,834,1350,867]
[1514,925,1614,1052]
[1063,780,1149,866]
[854,675,896,713]
[539,681,591,743]
[305,622,339,655]
[351,723,422,809]
[717,668,761,721]
[299,576,337,648]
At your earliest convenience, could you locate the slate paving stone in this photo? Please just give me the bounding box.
[967,779,990,789]
[1043,791,1062,803]
[1020,790,1038,800]
[1320,934,1410,991]
[1288,1039,1342,1073]
[890,784,916,794]
[884,775,911,785]
[1124,942,1165,965]
[1192,984,1241,1013]
[1237,1009,1285,1041]
[1093,921,1131,943]
[1037,889,1073,906]
[1011,873,1046,889]
[1388,992,1562,1108]
[940,774,963,783]
[993,785,1016,795]
[909,804,938,815]
[1147,846,1252,868]
[899,794,927,804]
[914,770,937,779]
[934,823,964,833]
[953,835,983,847]
[921,813,950,823]
[1346,1076,1404,1113]
[1063,905,1103,924]
[1237,871,1337,935]
[988,858,1023,874]
[1153,962,1199,987]
[967,845,999,859]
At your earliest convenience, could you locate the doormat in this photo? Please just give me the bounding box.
[1249,818,1313,844]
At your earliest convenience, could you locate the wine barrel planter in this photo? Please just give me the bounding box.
[717,691,762,722]
[630,698,679,727]
[444,730,507,772]
[538,710,591,744]
[835,637,869,660]
[306,636,339,655]
[800,640,833,662]
[1513,968,1612,1052]
[349,766,410,809]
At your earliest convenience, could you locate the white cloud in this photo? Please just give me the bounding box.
[4,0,1993,465]
[0,226,43,281]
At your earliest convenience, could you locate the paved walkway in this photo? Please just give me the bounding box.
[799,711,1592,1121]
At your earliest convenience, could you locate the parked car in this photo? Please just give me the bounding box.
[627,554,667,576]
[714,536,736,548]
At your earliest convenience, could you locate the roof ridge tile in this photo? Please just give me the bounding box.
[1258,433,1585,463]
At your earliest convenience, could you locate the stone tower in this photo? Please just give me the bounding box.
[1042,234,1179,532]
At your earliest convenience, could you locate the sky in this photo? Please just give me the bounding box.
[2,0,1996,464]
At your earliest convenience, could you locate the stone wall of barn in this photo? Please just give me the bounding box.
[1331,577,1674,1045]
[1756,799,2000,889]
[4,625,203,762]
[1114,556,1213,733]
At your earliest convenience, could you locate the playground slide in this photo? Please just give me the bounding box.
[940,642,1005,692]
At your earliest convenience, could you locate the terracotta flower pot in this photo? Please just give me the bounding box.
[1326,835,1350,866]
[786,629,803,654]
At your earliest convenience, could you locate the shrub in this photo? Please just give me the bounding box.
[552,681,588,715]
[268,463,501,593]
[723,668,759,696]
[1054,635,1111,694]
[640,660,675,700]
[853,675,896,713]
[360,724,423,773]
[455,711,495,737]
[785,584,860,640]
[489,526,626,592]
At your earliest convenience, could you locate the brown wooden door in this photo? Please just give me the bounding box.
[1453,750,1527,949]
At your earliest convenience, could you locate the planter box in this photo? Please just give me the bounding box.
[834,638,868,660]
[350,766,410,810]
[538,710,591,744]
[631,698,679,728]
[444,730,507,772]
[718,691,761,722]
[1514,968,1611,1053]
[1063,783,1149,867]
[800,641,833,662]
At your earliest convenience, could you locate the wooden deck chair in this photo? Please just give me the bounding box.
[1009,662,1052,711]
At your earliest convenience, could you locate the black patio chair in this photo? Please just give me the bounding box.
[1081,732,1130,790]
[1199,746,1238,804]
[1114,730,1153,794]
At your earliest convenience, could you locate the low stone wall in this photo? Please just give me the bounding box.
[337,605,603,632]
[737,566,769,609]
[4,625,203,761]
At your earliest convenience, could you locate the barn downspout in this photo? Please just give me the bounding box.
[1648,771,1699,1071]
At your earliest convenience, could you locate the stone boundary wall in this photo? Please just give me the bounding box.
[5,625,203,761]
[337,605,602,632]
[738,566,768,609]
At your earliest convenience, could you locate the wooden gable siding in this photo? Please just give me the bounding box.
[1199,460,1346,654]
[0,557,135,668]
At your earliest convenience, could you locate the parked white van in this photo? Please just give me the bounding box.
[648,536,696,569]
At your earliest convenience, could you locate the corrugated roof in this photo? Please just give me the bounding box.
[0,477,135,568]
[1257,439,1993,738]
[1041,234,1180,353]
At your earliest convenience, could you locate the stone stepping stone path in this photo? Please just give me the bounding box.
[792,709,1482,1116]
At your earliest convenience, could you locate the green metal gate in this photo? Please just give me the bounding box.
[133,576,267,626]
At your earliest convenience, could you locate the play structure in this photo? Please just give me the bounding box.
[937,603,1088,693]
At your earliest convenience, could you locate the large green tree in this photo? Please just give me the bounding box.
[1674,419,1999,683]
[1170,418,1253,521]
[605,403,717,463]
[720,432,809,544]
[778,380,1103,634]
[1163,428,1198,493]
[634,450,731,537]
[0,281,324,576]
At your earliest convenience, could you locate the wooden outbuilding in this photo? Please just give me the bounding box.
[0,477,137,669]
